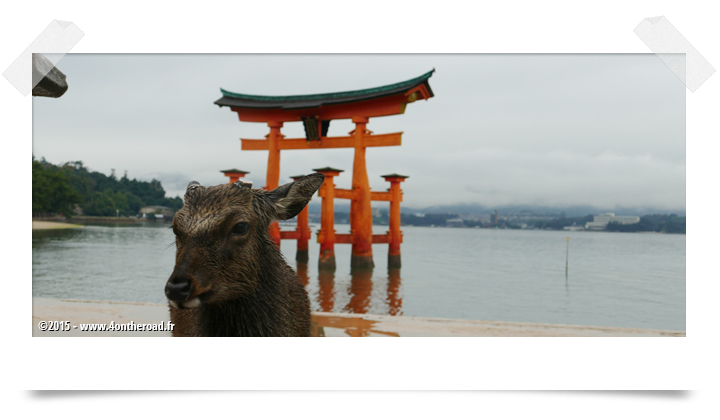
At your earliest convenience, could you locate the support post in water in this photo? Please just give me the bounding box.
[566,237,569,275]
[383,173,409,269]
[315,167,344,270]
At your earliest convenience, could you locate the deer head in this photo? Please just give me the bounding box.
[165,173,324,309]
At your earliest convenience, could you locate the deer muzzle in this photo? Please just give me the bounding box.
[165,269,202,309]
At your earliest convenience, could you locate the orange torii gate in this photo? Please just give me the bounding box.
[214,70,435,269]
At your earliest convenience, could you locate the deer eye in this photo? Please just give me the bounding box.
[230,222,250,236]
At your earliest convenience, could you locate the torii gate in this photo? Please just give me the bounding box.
[215,70,435,269]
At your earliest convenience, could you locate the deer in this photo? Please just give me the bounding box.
[164,173,324,336]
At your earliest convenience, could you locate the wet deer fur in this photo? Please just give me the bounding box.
[165,173,324,337]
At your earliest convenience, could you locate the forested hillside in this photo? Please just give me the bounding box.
[32,156,183,217]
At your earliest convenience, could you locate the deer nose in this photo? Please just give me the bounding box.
[165,272,193,302]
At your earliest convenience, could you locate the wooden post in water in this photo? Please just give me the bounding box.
[315,167,344,270]
[382,173,408,269]
[565,237,569,275]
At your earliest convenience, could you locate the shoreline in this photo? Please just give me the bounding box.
[32,218,684,234]
[33,216,166,225]
[32,221,84,230]
[32,297,685,337]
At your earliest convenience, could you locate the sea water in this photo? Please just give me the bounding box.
[32,222,686,330]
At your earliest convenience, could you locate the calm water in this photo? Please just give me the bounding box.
[32,222,686,330]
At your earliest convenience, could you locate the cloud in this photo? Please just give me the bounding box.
[400,149,685,209]
[32,54,685,211]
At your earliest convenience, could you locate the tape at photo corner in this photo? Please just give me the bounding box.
[2,20,84,96]
[634,16,715,92]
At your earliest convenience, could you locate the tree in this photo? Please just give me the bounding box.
[33,157,184,217]
[32,157,82,216]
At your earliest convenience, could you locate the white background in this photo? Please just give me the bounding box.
[4,0,717,418]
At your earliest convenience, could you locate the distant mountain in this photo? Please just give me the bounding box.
[406,204,685,217]
[306,201,685,217]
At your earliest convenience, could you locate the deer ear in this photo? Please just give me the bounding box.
[266,173,324,221]
[184,181,203,201]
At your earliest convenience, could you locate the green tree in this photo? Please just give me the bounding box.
[32,157,82,216]
[34,157,184,216]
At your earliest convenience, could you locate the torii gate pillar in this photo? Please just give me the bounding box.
[315,167,343,270]
[350,116,374,269]
[383,174,409,268]
[266,121,283,246]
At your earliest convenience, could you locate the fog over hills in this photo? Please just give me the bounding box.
[305,202,685,218]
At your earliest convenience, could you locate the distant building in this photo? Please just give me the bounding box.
[491,210,498,224]
[140,205,173,215]
[446,218,464,227]
[585,213,640,230]
[140,205,175,221]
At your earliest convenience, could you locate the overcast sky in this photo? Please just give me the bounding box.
[32,54,685,211]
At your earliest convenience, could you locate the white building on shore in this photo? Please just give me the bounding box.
[585,213,640,230]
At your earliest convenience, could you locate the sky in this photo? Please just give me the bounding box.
[32,54,686,211]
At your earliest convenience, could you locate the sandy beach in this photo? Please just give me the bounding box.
[31,298,685,337]
[32,221,84,230]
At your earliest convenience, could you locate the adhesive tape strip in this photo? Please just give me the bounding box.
[634,16,715,92]
[3,20,84,96]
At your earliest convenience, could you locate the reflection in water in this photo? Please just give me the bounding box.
[32,227,85,247]
[311,314,400,337]
[296,263,309,287]
[565,273,569,299]
[317,269,335,312]
[387,268,403,316]
[311,267,404,316]
[344,268,373,314]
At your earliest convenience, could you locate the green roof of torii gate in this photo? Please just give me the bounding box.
[214,69,434,110]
